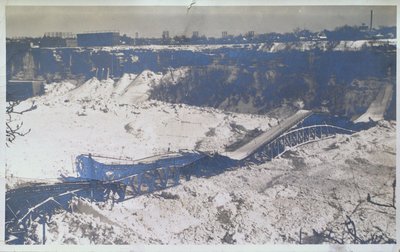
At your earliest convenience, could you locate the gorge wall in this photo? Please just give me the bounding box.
[6,40,396,119]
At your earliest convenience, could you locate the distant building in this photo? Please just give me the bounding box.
[30,42,39,48]
[135,32,139,39]
[7,80,44,101]
[222,31,228,38]
[65,38,77,47]
[317,32,327,40]
[360,23,369,32]
[43,32,75,39]
[40,37,66,47]
[246,31,255,37]
[162,31,170,40]
[41,32,76,47]
[192,31,199,38]
[77,32,120,47]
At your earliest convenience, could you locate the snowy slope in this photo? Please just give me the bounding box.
[258,39,396,53]
[112,73,138,97]
[25,121,396,244]
[68,78,115,102]
[6,75,277,183]
[354,84,393,123]
[119,70,163,103]
[90,39,396,53]
[161,67,190,85]
[6,71,395,245]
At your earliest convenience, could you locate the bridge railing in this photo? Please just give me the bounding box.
[224,110,313,160]
[248,124,355,162]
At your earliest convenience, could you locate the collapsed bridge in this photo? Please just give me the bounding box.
[73,110,356,198]
[5,110,361,244]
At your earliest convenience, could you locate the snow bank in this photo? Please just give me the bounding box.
[355,84,393,123]
[112,73,138,97]
[259,39,396,53]
[7,72,395,244]
[161,67,190,86]
[6,77,276,182]
[90,39,396,53]
[68,78,115,102]
[32,121,395,244]
[119,70,163,103]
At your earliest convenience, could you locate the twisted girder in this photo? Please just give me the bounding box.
[6,122,356,244]
[75,151,205,182]
[252,124,355,161]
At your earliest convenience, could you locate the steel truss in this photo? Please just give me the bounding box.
[252,124,355,161]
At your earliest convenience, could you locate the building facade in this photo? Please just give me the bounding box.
[77,32,120,47]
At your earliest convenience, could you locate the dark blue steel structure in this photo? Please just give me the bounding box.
[5,114,364,244]
[74,152,209,200]
[77,32,120,47]
[75,152,205,182]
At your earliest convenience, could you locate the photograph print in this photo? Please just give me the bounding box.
[4,4,397,245]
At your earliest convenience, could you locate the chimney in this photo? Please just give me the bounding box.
[370,10,373,31]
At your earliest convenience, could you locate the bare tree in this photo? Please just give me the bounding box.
[6,100,36,146]
[304,215,395,244]
[367,179,396,209]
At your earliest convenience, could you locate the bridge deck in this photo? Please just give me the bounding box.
[354,84,393,123]
[224,110,313,160]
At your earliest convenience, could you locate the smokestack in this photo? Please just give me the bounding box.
[370,9,373,31]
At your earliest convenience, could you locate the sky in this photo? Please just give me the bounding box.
[6,6,397,38]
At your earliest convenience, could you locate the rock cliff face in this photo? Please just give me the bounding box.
[6,40,396,119]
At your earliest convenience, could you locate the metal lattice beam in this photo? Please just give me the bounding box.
[251,124,354,161]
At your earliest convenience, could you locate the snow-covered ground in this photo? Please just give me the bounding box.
[48,39,396,53]
[25,120,396,244]
[5,72,395,244]
[5,73,276,183]
[355,84,393,123]
[258,39,396,52]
